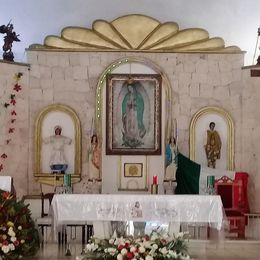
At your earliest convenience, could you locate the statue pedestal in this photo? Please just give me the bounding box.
[163,180,177,194]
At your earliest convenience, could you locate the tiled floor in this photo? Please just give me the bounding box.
[25,240,260,260]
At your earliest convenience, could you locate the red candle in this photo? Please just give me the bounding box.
[153,175,157,185]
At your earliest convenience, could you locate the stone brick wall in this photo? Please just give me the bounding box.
[0,61,30,196]
[4,51,260,210]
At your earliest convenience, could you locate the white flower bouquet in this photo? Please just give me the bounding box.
[78,231,192,260]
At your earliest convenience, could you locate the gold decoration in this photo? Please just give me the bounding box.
[34,104,81,186]
[189,106,234,171]
[29,14,242,53]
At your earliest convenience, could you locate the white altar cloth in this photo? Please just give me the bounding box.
[51,194,224,237]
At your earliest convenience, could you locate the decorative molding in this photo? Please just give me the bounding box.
[34,104,81,186]
[29,14,242,53]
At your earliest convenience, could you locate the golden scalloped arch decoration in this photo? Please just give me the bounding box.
[29,14,242,53]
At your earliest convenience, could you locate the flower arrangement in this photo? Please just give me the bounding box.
[78,230,192,260]
[0,190,40,259]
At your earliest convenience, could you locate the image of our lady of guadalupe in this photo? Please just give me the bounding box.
[121,79,149,148]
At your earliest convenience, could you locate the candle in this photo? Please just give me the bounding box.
[153,175,158,185]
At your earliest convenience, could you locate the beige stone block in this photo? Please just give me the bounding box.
[30,77,41,89]
[180,102,191,116]
[189,82,200,97]
[219,60,232,72]
[37,52,47,65]
[220,72,233,85]
[30,89,43,100]
[183,60,195,73]
[57,53,70,67]
[53,78,74,91]
[243,97,257,115]
[199,83,213,98]
[74,79,90,92]
[39,66,52,78]
[195,59,208,73]
[15,99,28,116]
[30,64,41,79]
[178,115,190,130]
[89,54,101,65]
[69,53,80,66]
[213,86,230,100]
[230,94,242,109]
[171,79,179,93]
[191,98,209,112]
[175,62,184,73]
[191,72,207,83]
[53,90,86,102]
[42,89,54,101]
[229,54,244,69]
[64,66,74,79]
[26,51,38,64]
[46,54,59,67]
[51,66,64,79]
[232,69,242,81]
[179,72,191,94]
[208,60,220,73]
[88,65,103,78]
[40,78,53,89]
[73,66,88,80]
[229,81,244,96]
[0,77,7,92]
[79,54,90,66]
[164,55,177,66]
[241,69,251,80]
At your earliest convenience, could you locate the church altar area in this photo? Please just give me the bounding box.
[51,194,224,240]
[1,14,260,220]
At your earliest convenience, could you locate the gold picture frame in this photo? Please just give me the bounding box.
[124,163,143,178]
[189,106,234,170]
[34,104,81,186]
[118,156,148,191]
[106,73,162,155]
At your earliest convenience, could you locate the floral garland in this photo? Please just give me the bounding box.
[0,72,23,173]
[78,231,192,260]
[0,190,39,259]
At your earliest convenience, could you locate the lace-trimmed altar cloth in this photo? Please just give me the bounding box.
[51,194,224,238]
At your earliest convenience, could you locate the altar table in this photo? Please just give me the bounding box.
[51,194,224,239]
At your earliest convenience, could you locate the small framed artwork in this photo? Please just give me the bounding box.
[124,163,143,178]
[119,156,148,191]
[106,73,162,155]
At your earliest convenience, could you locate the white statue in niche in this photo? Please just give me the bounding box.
[43,125,72,173]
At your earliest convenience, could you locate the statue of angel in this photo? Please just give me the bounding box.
[0,22,20,61]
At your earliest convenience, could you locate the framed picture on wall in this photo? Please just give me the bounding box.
[106,73,162,155]
[119,156,148,191]
[124,163,143,178]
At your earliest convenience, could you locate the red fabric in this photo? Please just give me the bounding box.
[234,172,250,213]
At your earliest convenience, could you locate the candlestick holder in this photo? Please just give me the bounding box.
[151,184,158,194]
